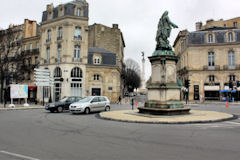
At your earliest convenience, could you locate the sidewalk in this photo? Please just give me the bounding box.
[0,103,44,111]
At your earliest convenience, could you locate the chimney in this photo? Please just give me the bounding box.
[195,22,202,31]
[112,24,118,29]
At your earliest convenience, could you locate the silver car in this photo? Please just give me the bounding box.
[69,96,111,114]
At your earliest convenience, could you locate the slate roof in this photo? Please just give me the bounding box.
[88,47,116,66]
[188,28,240,45]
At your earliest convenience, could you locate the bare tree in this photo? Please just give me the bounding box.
[0,26,25,103]
[122,58,141,92]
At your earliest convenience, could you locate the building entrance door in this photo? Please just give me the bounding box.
[194,85,199,100]
[92,88,101,96]
[54,83,61,102]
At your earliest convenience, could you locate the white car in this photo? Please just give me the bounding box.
[69,96,111,114]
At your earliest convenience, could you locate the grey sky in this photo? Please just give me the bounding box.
[0,0,239,80]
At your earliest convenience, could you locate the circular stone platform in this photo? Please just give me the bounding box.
[99,110,235,124]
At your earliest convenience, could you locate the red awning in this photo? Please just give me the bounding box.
[28,86,37,90]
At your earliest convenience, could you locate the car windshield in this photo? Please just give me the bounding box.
[59,97,68,102]
[78,97,92,103]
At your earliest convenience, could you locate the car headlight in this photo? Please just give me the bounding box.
[49,104,55,107]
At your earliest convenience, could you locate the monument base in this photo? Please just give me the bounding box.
[138,107,190,115]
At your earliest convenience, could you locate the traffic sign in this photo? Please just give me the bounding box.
[34,72,50,76]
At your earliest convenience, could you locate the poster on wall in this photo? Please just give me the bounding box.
[10,85,28,99]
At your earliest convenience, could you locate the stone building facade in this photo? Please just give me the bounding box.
[38,0,125,102]
[174,18,240,101]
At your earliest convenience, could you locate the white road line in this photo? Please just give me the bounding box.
[0,150,40,160]
[224,121,240,125]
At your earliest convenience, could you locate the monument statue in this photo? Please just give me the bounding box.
[153,11,178,56]
[138,11,189,115]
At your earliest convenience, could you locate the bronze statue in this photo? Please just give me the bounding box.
[154,11,178,55]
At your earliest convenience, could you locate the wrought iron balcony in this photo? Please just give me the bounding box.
[74,36,82,40]
[72,57,82,62]
[57,36,62,41]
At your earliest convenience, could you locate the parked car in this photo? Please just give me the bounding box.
[45,97,82,113]
[69,96,111,114]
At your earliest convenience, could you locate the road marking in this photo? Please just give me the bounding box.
[0,150,40,160]
[224,121,240,125]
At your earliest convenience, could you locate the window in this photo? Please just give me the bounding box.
[208,34,213,43]
[233,22,238,27]
[54,67,62,78]
[228,50,235,68]
[208,52,214,67]
[48,12,53,20]
[71,67,82,78]
[74,27,81,39]
[74,45,80,59]
[58,27,62,39]
[94,74,100,80]
[28,58,32,65]
[27,72,31,80]
[209,75,215,82]
[11,64,14,72]
[76,8,81,16]
[60,8,64,16]
[36,42,39,49]
[46,47,50,63]
[57,45,61,62]
[30,43,32,52]
[24,45,27,51]
[230,75,236,81]
[94,56,100,64]
[70,83,82,97]
[47,29,51,41]
[35,56,38,65]
[228,32,233,42]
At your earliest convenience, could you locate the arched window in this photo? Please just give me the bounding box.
[93,74,100,80]
[208,34,213,43]
[54,67,62,78]
[228,32,233,42]
[71,67,82,78]
[94,56,100,64]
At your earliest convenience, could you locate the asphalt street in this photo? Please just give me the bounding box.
[0,103,240,160]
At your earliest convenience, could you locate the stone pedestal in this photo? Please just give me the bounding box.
[138,54,189,115]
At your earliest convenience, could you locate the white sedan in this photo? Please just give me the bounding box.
[69,96,111,114]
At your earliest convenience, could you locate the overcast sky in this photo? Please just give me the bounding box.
[0,0,239,80]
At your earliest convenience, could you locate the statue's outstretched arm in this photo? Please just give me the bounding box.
[167,17,178,28]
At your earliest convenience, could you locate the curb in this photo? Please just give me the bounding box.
[97,113,238,124]
[0,106,44,111]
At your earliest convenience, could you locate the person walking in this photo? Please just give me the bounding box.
[118,96,122,104]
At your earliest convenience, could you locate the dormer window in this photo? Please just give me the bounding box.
[60,8,64,16]
[76,8,81,16]
[94,56,100,64]
[48,12,53,20]
[208,34,213,43]
[228,32,233,42]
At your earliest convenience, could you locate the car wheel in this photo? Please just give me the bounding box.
[105,106,110,111]
[84,107,90,114]
[57,106,63,113]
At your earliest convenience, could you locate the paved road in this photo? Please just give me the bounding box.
[0,104,240,160]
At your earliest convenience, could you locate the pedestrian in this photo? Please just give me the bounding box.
[118,96,122,104]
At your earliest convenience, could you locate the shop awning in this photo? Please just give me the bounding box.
[28,86,37,90]
[219,89,236,93]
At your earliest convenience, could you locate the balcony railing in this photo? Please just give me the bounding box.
[57,36,62,41]
[72,57,82,62]
[74,36,82,40]
[203,65,220,71]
